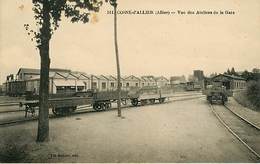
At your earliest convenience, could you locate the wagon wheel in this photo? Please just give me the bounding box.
[72,106,77,112]
[97,104,102,111]
[52,107,59,116]
[105,103,111,110]
[93,103,102,111]
[149,99,155,104]
[131,99,138,106]
[163,98,166,102]
[108,103,112,109]
[159,98,164,103]
[121,99,127,105]
[93,103,98,111]
[101,103,107,111]
[93,103,101,111]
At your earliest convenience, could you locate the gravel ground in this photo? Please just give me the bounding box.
[226,97,260,127]
[0,98,257,162]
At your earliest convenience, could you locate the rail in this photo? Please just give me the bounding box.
[0,95,204,127]
[210,104,260,160]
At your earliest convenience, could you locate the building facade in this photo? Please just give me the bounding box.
[211,74,246,90]
[155,76,169,87]
[170,76,186,85]
[4,68,178,96]
[193,70,204,81]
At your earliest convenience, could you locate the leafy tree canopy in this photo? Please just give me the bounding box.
[24,0,103,49]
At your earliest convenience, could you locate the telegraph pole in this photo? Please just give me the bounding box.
[111,0,121,117]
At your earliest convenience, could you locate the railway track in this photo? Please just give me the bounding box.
[210,104,260,160]
[0,95,204,127]
[0,93,202,114]
[223,104,260,130]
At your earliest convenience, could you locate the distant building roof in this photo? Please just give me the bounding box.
[50,68,71,73]
[155,76,169,81]
[212,74,246,81]
[124,75,141,81]
[17,68,71,75]
[56,72,77,79]
[17,68,40,75]
[104,75,117,81]
[141,76,156,82]
[170,76,186,83]
[98,75,109,80]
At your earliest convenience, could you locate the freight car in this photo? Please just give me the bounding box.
[6,81,26,97]
[203,82,232,104]
[20,86,174,117]
[186,82,202,91]
[128,86,172,106]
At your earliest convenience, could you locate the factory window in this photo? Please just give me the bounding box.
[111,82,115,88]
[56,86,65,94]
[92,82,97,89]
[142,83,144,86]
[101,82,106,89]
[135,83,138,87]
[126,82,130,87]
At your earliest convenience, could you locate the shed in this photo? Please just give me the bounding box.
[155,76,169,87]
[70,72,90,91]
[141,76,157,87]
[97,75,109,91]
[123,75,141,88]
[104,75,117,90]
[211,74,246,90]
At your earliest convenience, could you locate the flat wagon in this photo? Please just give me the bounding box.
[20,86,175,117]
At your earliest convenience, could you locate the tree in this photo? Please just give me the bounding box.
[25,0,102,142]
[241,70,260,81]
[106,0,122,117]
[230,67,237,76]
[227,68,231,75]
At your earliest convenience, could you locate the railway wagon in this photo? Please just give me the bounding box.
[74,90,129,111]
[128,86,173,106]
[6,81,26,97]
[20,89,130,116]
[186,82,202,91]
[22,97,93,117]
[20,86,174,117]
[203,83,233,104]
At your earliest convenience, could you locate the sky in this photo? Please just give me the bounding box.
[0,0,260,83]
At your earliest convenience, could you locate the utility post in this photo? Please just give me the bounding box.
[91,74,93,90]
[110,0,121,117]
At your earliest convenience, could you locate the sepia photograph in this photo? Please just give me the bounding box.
[0,0,259,163]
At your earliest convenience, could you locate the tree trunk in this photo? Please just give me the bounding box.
[37,1,51,142]
[113,4,121,117]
